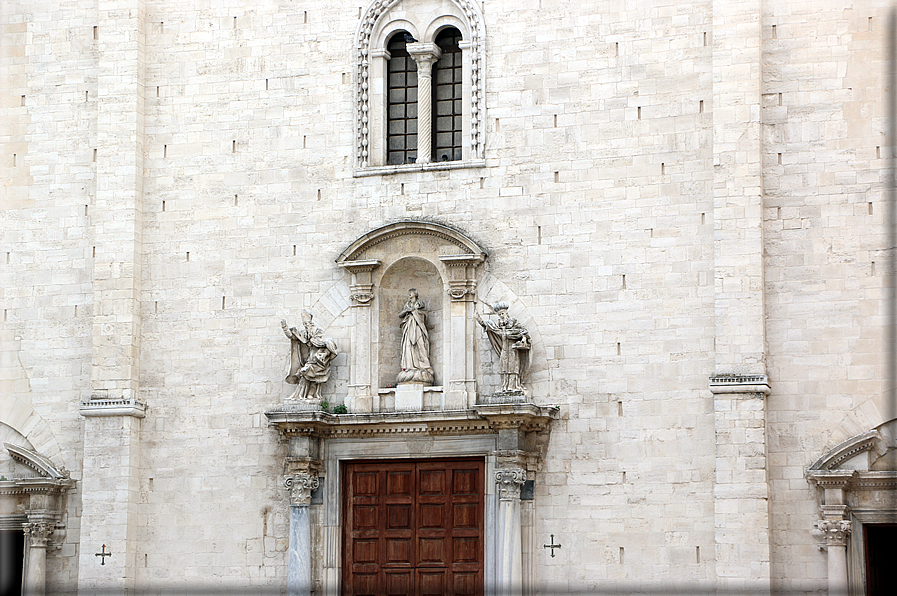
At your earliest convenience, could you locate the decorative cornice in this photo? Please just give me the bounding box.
[806,469,856,489]
[285,473,320,507]
[336,222,486,264]
[708,374,770,395]
[495,468,526,501]
[850,471,897,490]
[438,254,485,268]
[353,159,487,177]
[4,443,69,479]
[80,397,146,418]
[337,259,382,274]
[265,404,559,440]
[807,430,884,471]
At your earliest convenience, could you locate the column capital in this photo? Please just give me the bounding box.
[285,473,320,507]
[24,521,53,548]
[816,519,851,546]
[495,468,526,501]
[406,42,442,71]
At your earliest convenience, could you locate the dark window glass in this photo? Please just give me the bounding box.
[387,32,418,165]
[433,28,463,162]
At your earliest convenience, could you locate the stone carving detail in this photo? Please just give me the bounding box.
[355,0,484,167]
[477,302,531,395]
[815,519,852,546]
[397,289,435,385]
[23,522,53,548]
[282,311,339,401]
[495,468,526,501]
[350,287,374,304]
[284,474,320,507]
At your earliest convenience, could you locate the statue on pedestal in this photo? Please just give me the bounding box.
[281,310,338,400]
[476,302,531,394]
[397,288,435,385]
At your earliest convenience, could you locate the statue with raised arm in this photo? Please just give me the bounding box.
[396,288,435,385]
[281,310,338,400]
[476,302,531,394]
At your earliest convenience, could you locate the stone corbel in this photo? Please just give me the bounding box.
[338,259,381,306]
[708,374,770,395]
[439,254,484,302]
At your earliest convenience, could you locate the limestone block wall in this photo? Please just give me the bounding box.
[761,3,892,593]
[0,0,890,592]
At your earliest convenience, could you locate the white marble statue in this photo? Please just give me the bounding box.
[476,302,531,394]
[396,288,435,385]
[281,311,338,400]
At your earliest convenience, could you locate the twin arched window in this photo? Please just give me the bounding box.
[354,0,485,171]
[386,27,464,165]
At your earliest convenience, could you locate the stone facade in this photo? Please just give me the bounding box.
[1,0,894,594]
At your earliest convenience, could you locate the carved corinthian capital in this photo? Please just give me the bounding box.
[23,522,53,548]
[816,519,852,546]
[495,468,526,501]
[284,473,319,507]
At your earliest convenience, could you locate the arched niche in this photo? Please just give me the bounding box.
[377,257,444,391]
[337,221,485,413]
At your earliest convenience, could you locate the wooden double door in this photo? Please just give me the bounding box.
[343,458,485,596]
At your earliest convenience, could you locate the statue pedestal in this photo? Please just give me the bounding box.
[480,390,527,405]
[395,383,424,411]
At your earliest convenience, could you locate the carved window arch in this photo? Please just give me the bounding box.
[354,0,485,172]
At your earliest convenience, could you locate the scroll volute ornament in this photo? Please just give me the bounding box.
[494,468,526,500]
[284,473,320,506]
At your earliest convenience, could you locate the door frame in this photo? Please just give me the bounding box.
[320,434,499,596]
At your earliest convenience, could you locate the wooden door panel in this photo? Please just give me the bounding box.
[387,503,412,529]
[418,503,444,528]
[418,569,447,595]
[385,570,412,596]
[453,571,480,596]
[385,537,413,565]
[419,469,447,494]
[343,458,484,596]
[452,536,478,564]
[417,536,447,564]
[452,468,479,495]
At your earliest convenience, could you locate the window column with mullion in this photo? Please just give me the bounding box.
[406,42,441,165]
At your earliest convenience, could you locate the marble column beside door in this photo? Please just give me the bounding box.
[285,473,319,596]
[495,468,525,596]
[22,521,51,596]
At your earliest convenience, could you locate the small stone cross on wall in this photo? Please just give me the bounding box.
[95,544,112,565]
[543,534,562,558]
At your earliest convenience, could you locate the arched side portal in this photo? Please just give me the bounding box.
[807,419,897,595]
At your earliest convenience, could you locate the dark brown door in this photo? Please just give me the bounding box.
[865,523,897,595]
[343,458,485,596]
